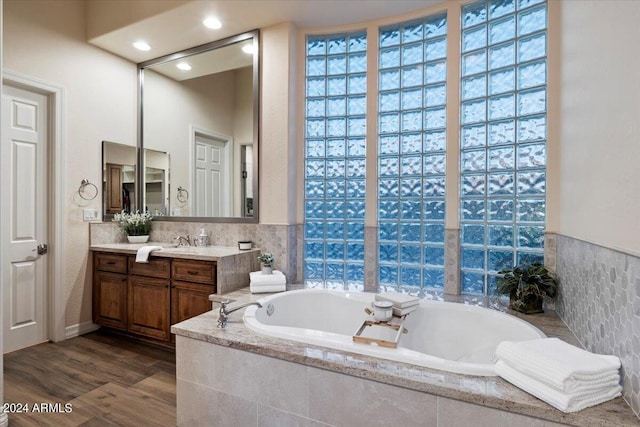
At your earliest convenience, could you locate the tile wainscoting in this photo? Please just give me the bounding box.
[176,335,570,427]
[555,234,640,416]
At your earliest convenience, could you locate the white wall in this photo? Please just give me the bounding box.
[3,0,137,327]
[559,1,640,256]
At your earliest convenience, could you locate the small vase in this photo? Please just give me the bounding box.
[261,265,273,275]
[127,235,150,243]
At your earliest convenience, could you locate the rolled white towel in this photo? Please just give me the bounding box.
[135,245,163,263]
[496,360,622,413]
[250,283,286,294]
[250,270,286,286]
[495,338,620,393]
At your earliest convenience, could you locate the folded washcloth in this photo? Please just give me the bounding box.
[135,245,163,263]
[250,270,286,286]
[496,360,622,413]
[375,292,419,308]
[250,283,286,294]
[495,338,621,393]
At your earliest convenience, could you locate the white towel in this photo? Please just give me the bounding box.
[495,338,621,393]
[375,292,419,308]
[135,245,163,263]
[496,360,622,413]
[250,270,286,286]
[250,283,286,294]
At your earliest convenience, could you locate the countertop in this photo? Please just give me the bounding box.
[172,287,639,427]
[90,242,259,261]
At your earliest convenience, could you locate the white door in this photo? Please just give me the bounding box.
[193,133,230,217]
[1,84,48,353]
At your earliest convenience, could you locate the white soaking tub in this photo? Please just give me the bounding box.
[243,289,545,376]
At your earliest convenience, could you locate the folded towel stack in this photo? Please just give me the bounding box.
[374,292,420,316]
[495,338,622,413]
[135,245,163,263]
[249,270,286,294]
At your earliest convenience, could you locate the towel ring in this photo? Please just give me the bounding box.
[177,186,189,203]
[78,179,98,201]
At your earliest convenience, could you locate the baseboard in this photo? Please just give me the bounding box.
[64,321,100,339]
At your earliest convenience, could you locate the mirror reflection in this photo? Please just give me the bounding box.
[140,31,259,221]
[143,149,170,215]
[102,141,136,216]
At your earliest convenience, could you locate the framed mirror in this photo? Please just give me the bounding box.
[102,141,137,218]
[138,30,259,222]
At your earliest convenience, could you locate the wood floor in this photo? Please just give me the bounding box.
[3,330,176,427]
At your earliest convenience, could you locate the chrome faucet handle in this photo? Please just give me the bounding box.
[217,300,231,328]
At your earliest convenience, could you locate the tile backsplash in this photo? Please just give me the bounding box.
[555,234,640,416]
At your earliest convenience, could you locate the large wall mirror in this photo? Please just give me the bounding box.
[138,30,259,222]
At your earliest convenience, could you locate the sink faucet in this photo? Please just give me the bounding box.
[217,300,262,328]
[174,234,193,247]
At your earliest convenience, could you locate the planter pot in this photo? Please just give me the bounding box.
[509,291,544,314]
[127,235,150,244]
[261,265,273,275]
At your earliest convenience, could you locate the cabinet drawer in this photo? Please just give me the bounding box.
[172,259,216,285]
[128,256,171,279]
[94,252,127,273]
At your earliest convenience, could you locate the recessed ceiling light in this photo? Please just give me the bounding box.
[203,17,222,30]
[133,41,151,51]
[242,44,255,54]
[176,62,192,71]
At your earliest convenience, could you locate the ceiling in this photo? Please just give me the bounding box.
[87,0,446,63]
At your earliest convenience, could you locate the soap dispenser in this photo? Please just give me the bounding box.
[198,228,209,247]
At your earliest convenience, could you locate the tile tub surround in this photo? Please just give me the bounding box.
[89,243,260,294]
[173,289,638,427]
[555,234,640,417]
[89,222,299,282]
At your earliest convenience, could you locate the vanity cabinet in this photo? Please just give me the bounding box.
[92,252,217,343]
[93,253,128,330]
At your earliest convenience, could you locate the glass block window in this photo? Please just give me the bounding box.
[378,15,447,291]
[304,32,367,288]
[460,0,547,294]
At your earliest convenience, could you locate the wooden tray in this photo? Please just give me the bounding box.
[352,315,407,348]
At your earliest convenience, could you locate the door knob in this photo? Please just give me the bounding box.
[36,243,48,255]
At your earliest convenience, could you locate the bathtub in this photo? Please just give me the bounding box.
[243,289,545,376]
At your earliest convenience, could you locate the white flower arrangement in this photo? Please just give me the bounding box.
[113,211,153,236]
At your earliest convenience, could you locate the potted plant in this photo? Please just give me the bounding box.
[113,211,154,243]
[257,252,275,275]
[496,262,558,314]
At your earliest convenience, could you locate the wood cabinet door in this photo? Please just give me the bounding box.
[93,271,128,330]
[105,163,123,214]
[127,275,170,341]
[171,281,216,326]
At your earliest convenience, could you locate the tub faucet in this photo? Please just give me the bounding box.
[217,300,262,328]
